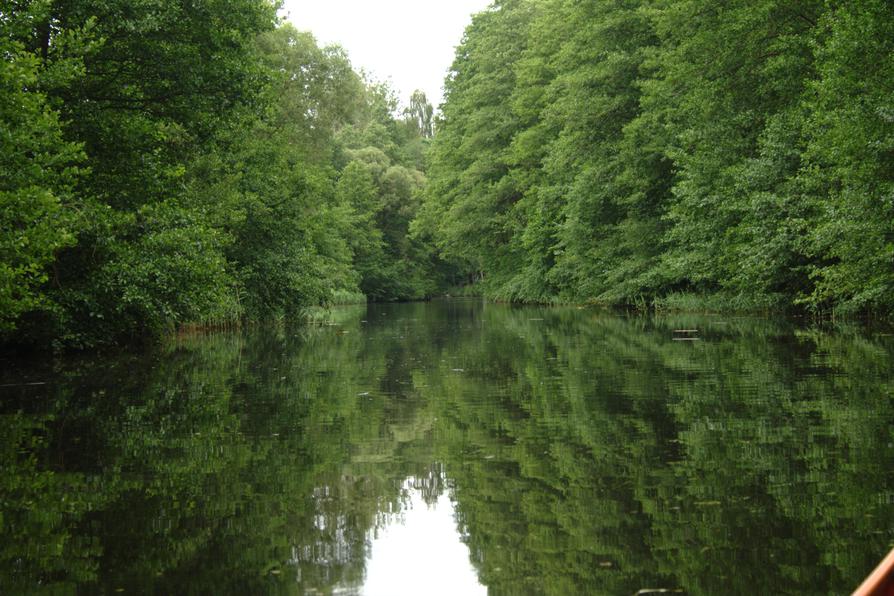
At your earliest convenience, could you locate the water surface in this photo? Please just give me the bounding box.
[2,300,893,594]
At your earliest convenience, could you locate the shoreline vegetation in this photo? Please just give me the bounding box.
[2,1,453,351]
[419,1,894,322]
[3,0,893,352]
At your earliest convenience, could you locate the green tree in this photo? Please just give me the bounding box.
[421,0,537,295]
[337,79,443,301]
[421,0,893,318]
[547,0,668,303]
[336,161,388,297]
[404,89,434,139]
[800,0,894,314]
[7,0,281,345]
[642,0,823,306]
[211,25,366,317]
[0,2,85,332]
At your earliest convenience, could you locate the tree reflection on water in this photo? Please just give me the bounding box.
[1,301,893,594]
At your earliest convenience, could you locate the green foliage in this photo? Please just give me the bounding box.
[96,201,240,333]
[11,0,893,349]
[644,0,822,303]
[1,0,284,347]
[336,82,445,301]
[336,160,388,296]
[2,6,444,349]
[423,0,894,317]
[0,5,85,331]
[799,0,894,314]
[195,25,367,320]
[404,89,434,139]
[420,0,537,294]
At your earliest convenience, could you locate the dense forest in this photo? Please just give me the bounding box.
[3,0,894,349]
[2,0,450,349]
[421,0,894,314]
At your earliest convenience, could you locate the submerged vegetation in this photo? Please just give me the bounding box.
[3,0,894,349]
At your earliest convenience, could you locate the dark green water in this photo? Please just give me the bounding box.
[2,300,893,595]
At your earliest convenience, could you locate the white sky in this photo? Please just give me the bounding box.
[278,0,493,110]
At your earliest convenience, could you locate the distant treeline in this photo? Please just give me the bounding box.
[2,0,450,348]
[419,0,894,315]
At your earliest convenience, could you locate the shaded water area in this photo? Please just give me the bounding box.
[2,300,894,594]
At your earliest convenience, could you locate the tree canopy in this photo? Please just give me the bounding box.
[3,0,894,349]
[421,0,894,316]
[1,2,445,349]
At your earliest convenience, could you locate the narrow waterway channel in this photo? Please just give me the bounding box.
[2,299,893,594]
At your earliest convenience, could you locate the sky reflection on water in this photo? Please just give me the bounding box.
[358,480,485,596]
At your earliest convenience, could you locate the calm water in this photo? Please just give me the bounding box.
[2,300,894,595]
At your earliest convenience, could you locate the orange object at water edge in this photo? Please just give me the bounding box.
[854,548,894,596]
